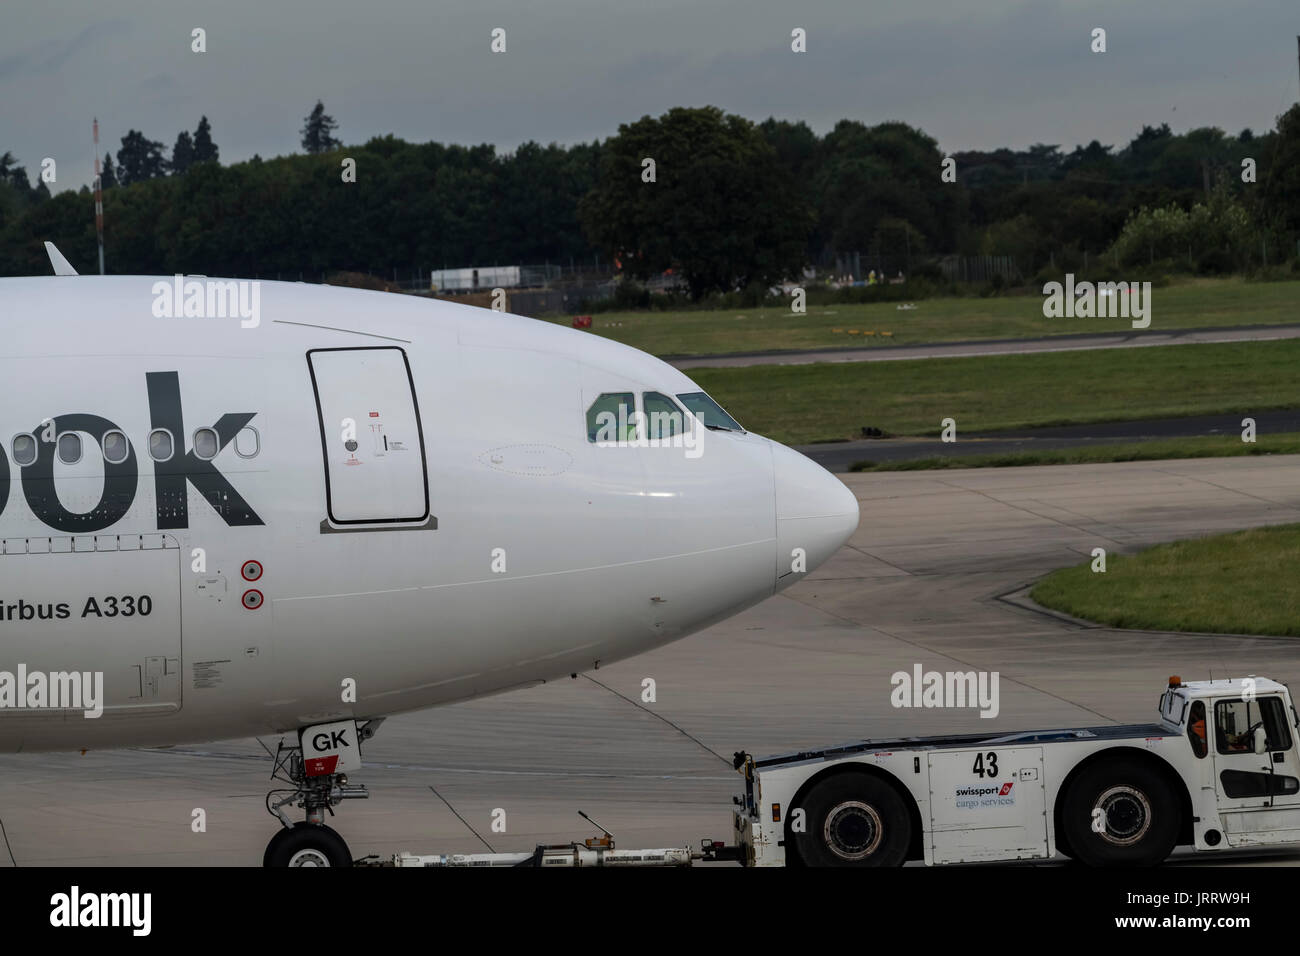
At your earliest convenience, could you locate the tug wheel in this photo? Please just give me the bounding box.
[1061,757,1180,866]
[788,772,911,867]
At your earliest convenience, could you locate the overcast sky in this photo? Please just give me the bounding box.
[5,0,1298,190]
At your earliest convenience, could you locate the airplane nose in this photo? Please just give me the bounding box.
[771,441,860,589]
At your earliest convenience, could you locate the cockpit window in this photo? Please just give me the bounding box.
[676,391,743,432]
[644,392,685,439]
[586,392,637,443]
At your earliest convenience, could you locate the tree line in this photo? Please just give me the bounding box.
[1,101,1296,296]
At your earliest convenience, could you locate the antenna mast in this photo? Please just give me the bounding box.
[93,117,105,274]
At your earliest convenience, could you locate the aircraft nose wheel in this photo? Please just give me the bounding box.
[264,822,353,867]
[263,722,379,867]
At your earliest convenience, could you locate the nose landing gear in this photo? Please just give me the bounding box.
[263,719,380,867]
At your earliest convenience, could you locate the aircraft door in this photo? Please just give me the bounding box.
[307,347,431,526]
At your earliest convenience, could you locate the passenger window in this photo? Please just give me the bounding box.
[1215,696,1292,754]
[193,428,219,461]
[234,426,260,459]
[676,391,743,432]
[101,430,129,465]
[644,392,685,439]
[57,433,82,464]
[149,429,174,462]
[11,434,36,466]
[586,392,637,443]
[1187,700,1207,759]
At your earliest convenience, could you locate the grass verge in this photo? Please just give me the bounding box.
[690,339,1300,445]
[1030,524,1300,637]
[543,278,1300,357]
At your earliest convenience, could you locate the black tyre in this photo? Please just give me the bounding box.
[788,772,911,867]
[263,823,353,867]
[1061,758,1180,866]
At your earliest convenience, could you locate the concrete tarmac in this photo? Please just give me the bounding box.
[799,409,1300,472]
[2,455,1300,865]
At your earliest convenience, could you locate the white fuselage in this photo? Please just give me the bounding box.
[0,276,858,751]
